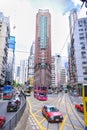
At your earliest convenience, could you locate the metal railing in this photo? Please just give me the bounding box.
[1,92,26,130]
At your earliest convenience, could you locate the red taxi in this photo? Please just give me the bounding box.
[75,103,84,113]
[42,105,63,122]
[0,116,6,128]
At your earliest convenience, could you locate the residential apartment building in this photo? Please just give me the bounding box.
[51,54,66,91]
[60,67,66,87]
[68,9,87,95]
[34,9,51,88]
[51,56,55,89]
[0,12,10,85]
[55,54,62,89]
[19,60,28,84]
[15,66,20,83]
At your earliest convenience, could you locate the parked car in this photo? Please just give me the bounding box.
[75,103,84,113]
[0,116,6,128]
[7,100,19,112]
[42,105,63,122]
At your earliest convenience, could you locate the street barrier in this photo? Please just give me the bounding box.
[0,92,26,130]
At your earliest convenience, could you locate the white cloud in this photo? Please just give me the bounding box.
[0,0,86,65]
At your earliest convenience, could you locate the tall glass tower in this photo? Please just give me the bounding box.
[34,9,51,88]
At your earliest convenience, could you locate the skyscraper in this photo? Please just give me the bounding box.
[5,36,16,85]
[0,12,10,84]
[34,9,51,88]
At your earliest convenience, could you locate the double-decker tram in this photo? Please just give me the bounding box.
[34,63,51,101]
[34,86,48,101]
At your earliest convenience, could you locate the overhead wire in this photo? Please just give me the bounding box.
[15,50,29,53]
[59,3,83,57]
[59,33,70,55]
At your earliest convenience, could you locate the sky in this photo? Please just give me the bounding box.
[0,0,86,65]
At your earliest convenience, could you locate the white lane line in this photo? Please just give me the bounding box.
[28,116,39,129]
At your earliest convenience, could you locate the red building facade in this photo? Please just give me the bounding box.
[34,9,51,88]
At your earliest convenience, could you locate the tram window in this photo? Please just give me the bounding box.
[84,85,87,97]
[86,102,87,112]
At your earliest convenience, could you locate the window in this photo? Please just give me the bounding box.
[81,51,86,55]
[81,46,85,49]
[81,51,86,58]
[79,33,84,36]
[79,25,83,27]
[83,67,87,69]
[84,78,87,80]
[80,42,84,44]
[82,62,87,64]
[79,29,83,31]
[40,16,47,49]
[83,72,87,74]
[82,56,86,58]
[79,37,84,40]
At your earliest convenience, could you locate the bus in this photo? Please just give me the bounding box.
[34,86,48,101]
[3,85,13,100]
[23,85,32,96]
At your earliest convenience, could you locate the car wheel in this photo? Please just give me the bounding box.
[47,118,50,122]
[42,112,45,116]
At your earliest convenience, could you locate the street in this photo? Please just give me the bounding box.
[26,92,84,130]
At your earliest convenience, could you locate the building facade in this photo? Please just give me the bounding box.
[19,60,28,84]
[68,9,87,95]
[5,36,16,85]
[0,12,10,85]
[51,56,56,89]
[60,67,66,87]
[34,9,51,88]
[27,42,35,87]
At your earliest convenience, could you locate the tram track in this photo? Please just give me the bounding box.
[45,92,65,130]
[50,92,64,106]
[65,94,84,130]
[27,92,85,130]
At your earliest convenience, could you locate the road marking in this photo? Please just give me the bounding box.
[34,109,41,115]
[65,123,83,130]
[27,99,46,130]
[59,107,71,130]
[35,115,43,120]
[40,118,46,123]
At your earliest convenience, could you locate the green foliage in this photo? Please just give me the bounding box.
[13,80,22,88]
